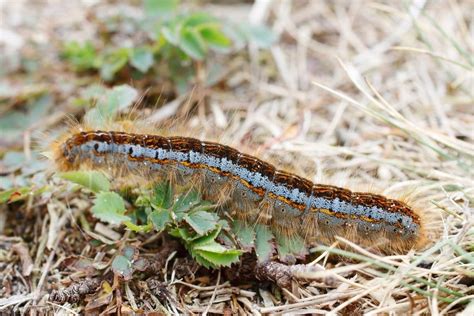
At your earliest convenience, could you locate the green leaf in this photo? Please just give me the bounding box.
[112,255,133,280]
[232,220,255,250]
[171,221,241,268]
[255,224,274,262]
[144,0,178,18]
[100,48,130,81]
[217,218,230,230]
[194,241,227,252]
[0,187,32,204]
[197,250,241,268]
[179,28,206,60]
[189,201,215,213]
[150,208,172,231]
[191,253,215,269]
[122,246,137,260]
[194,241,241,268]
[91,192,129,225]
[62,41,98,71]
[130,48,154,73]
[172,190,201,220]
[192,226,221,245]
[172,69,193,94]
[151,181,173,209]
[59,171,110,193]
[221,23,247,48]
[81,84,108,100]
[183,13,214,28]
[161,19,182,45]
[124,221,153,233]
[169,227,193,241]
[199,26,231,49]
[84,84,138,127]
[106,84,138,111]
[0,94,52,142]
[184,210,218,235]
[242,25,277,48]
[171,226,219,246]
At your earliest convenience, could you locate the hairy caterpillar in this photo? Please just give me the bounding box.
[51,126,429,256]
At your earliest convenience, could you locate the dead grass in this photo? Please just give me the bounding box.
[0,0,473,315]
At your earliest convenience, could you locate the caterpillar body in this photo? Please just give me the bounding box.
[52,129,428,255]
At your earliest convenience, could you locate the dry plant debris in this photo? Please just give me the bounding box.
[0,0,473,315]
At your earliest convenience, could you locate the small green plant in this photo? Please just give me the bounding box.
[111,246,148,280]
[60,0,275,91]
[62,41,99,72]
[59,171,242,269]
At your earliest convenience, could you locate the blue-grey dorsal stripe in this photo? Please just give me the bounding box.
[74,139,418,234]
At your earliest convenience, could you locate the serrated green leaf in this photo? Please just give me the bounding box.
[191,252,215,269]
[150,208,172,231]
[192,239,241,268]
[151,181,173,209]
[196,249,241,268]
[172,189,200,220]
[194,240,227,252]
[179,28,206,60]
[172,226,219,245]
[130,48,154,73]
[232,220,255,249]
[59,171,110,193]
[192,227,221,245]
[255,224,274,262]
[92,192,129,225]
[184,210,218,235]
